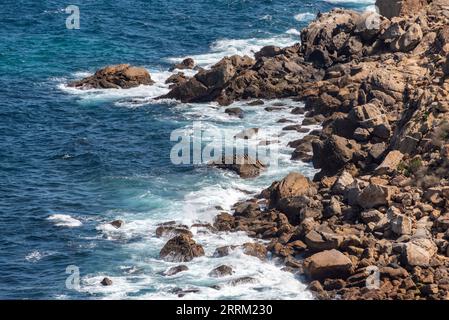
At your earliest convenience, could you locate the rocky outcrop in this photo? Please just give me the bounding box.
[165,265,189,276]
[208,265,234,277]
[68,64,154,89]
[159,234,205,262]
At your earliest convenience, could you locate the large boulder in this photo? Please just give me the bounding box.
[390,214,412,235]
[304,249,353,280]
[348,103,388,129]
[357,183,392,209]
[195,59,236,89]
[163,77,209,102]
[208,265,234,277]
[159,234,205,262]
[376,0,429,19]
[396,23,423,52]
[241,243,267,260]
[312,135,360,174]
[332,171,355,195]
[305,230,343,252]
[255,46,282,60]
[300,9,361,67]
[267,172,317,210]
[375,150,404,174]
[403,238,437,267]
[68,64,154,89]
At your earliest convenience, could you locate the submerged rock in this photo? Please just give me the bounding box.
[169,58,195,71]
[100,277,113,286]
[110,220,124,229]
[228,277,257,286]
[225,107,244,118]
[208,265,234,277]
[155,225,193,238]
[165,265,189,276]
[211,155,266,178]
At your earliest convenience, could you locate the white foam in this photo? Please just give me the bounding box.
[47,214,82,228]
[286,28,302,36]
[25,250,52,262]
[294,12,316,22]
[168,35,299,69]
[58,69,173,104]
[82,229,313,300]
[260,15,273,21]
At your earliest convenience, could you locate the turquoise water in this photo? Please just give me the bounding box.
[0,0,374,299]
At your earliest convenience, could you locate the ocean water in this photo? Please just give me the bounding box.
[0,0,374,299]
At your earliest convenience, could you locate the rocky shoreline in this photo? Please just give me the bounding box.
[74,0,449,300]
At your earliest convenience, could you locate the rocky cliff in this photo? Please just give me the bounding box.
[88,0,449,299]
[205,0,449,300]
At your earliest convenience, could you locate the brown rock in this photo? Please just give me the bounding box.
[101,277,113,286]
[397,23,423,52]
[375,150,404,174]
[304,249,353,280]
[403,239,437,267]
[242,242,267,260]
[165,265,189,276]
[390,214,412,236]
[312,135,360,174]
[211,155,266,178]
[225,107,244,118]
[357,183,392,209]
[169,58,195,71]
[155,226,193,238]
[110,220,124,229]
[213,245,237,257]
[213,213,235,232]
[376,0,429,19]
[68,64,154,89]
[305,230,343,251]
[208,265,234,277]
[159,234,205,262]
[165,72,189,86]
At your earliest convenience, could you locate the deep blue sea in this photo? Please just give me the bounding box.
[0,0,374,299]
